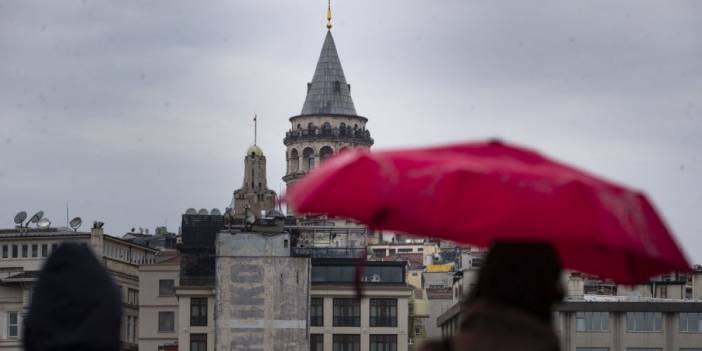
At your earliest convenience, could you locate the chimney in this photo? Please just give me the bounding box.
[90,221,105,258]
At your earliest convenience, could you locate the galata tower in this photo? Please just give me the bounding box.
[282,14,374,191]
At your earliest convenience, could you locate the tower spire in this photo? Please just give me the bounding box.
[253,113,257,145]
[326,0,332,30]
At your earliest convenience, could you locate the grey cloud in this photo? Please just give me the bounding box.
[1,0,701,262]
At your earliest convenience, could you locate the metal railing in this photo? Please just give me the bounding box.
[284,128,373,145]
[291,247,365,258]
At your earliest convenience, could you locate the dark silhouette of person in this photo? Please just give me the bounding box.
[421,241,563,351]
[24,243,122,351]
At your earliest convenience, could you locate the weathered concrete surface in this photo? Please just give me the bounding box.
[217,233,290,257]
[216,233,310,351]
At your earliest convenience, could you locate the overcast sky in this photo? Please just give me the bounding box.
[1,1,701,262]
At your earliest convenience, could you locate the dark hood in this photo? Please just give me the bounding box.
[24,243,122,351]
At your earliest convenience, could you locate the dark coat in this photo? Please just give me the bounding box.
[420,299,560,351]
[23,243,122,351]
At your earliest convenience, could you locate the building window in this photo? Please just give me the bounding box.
[127,288,138,306]
[372,249,387,257]
[311,297,324,326]
[158,311,175,332]
[21,245,28,257]
[626,312,662,332]
[680,312,702,332]
[51,243,58,252]
[190,333,207,351]
[576,348,609,351]
[126,316,132,342]
[11,245,18,258]
[370,335,397,351]
[41,244,48,257]
[133,317,138,342]
[370,299,397,327]
[333,334,360,351]
[576,312,609,332]
[333,299,360,327]
[191,297,208,326]
[7,312,19,338]
[31,244,38,257]
[311,334,324,351]
[159,279,175,296]
[1,245,7,258]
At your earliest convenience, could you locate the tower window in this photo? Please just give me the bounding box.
[334,80,341,92]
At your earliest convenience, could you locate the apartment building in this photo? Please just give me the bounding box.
[310,258,414,351]
[138,254,180,351]
[436,269,702,351]
[0,223,158,351]
[369,243,438,266]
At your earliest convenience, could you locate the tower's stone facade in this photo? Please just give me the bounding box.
[232,145,277,218]
[283,30,373,190]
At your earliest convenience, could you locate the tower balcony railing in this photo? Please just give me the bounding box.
[284,128,373,146]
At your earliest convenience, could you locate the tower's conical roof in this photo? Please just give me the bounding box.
[300,31,357,116]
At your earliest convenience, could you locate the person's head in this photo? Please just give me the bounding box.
[468,241,563,324]
[24,243,122,351]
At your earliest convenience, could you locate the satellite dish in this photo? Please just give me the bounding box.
[198,208,208,215]
[14,211,27,225]
[69,217,82,231]
[37,218,51,229]
[26,211,44,227]
[185,208,197,215]
[210,208,221,215]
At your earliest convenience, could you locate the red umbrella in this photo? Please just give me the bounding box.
[285,140,691,284]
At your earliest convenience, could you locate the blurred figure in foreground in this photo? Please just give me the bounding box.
[421,242,563,351]
[24,243,122,351]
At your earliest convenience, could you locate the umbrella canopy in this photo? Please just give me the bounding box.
[285,140,690,284]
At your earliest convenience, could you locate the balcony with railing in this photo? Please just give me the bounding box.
[291,247,366,258]
[284,127,373,146]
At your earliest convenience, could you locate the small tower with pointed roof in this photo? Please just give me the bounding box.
[283,6,374,192]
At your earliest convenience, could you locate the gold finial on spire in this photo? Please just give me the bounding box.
[326,0,332,30]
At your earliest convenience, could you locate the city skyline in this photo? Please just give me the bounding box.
[1,1,701,262]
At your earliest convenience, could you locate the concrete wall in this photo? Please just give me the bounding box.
[422,272,452,289]
[216,232,311,351]
[425,299,453,339]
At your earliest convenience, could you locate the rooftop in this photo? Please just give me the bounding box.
[300,31,357,117]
